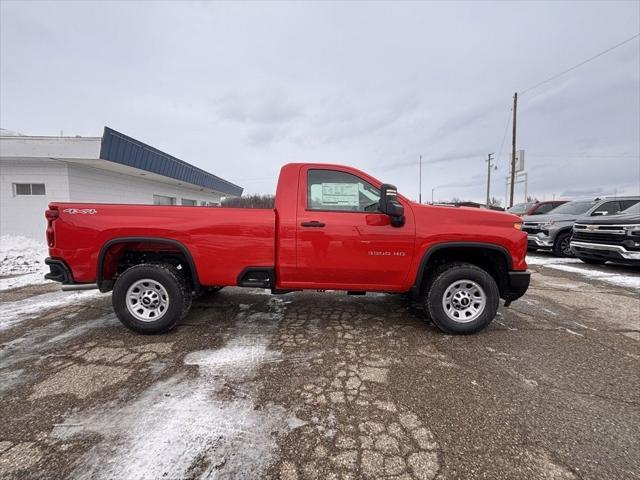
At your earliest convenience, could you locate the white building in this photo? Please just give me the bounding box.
[0,127,243,239]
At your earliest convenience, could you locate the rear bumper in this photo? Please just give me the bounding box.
[45,257,74,284]
[45,258,99,290]
[570,241,640,263]
[503,270,530,306]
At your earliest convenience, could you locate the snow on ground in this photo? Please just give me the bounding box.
[0,235,51,291]
[543,263,640,290]
[526,255,583,266]
[54,297,306,480]
[1,290,104,331]
[527,254,640,290]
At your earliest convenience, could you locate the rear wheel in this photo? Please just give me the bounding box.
[112,263,192,334]
[553,231,573,257]
[424,263,499,334]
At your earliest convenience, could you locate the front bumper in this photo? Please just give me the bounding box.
[503,270,531,306]
[528,234,554,248]
[570,241,640,262]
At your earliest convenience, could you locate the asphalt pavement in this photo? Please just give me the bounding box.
[0,253,638,480]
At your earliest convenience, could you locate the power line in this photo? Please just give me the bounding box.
[521,33,640,95]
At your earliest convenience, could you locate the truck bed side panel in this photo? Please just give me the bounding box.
[48,203,275,286]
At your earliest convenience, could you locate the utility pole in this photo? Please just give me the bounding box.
[419,155,422,204]
[485,153,494,206]
[431,187,435,204]
[509,92,518,207]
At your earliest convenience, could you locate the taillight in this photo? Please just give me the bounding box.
[45,208,59,247]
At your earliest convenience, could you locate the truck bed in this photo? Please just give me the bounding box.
[48,203,275,286]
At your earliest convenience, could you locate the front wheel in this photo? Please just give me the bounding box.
[424,263,499,334]
[112,263,192,334]
[553,231,573,257]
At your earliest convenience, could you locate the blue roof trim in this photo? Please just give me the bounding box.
[99,127,243,197]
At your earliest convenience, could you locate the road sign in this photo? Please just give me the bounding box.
[515,150,525,172]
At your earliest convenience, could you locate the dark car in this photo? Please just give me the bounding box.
[508,200,567,217]
[571,202,640,265]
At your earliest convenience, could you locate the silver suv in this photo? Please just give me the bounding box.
[521,197,640,257]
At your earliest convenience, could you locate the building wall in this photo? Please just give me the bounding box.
[66,163,222,206]
[1,160,224,240]
[0,158,70,239]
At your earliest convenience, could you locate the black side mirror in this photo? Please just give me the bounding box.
[379,183,405,227]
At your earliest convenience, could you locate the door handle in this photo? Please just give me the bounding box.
[301,221,325,228]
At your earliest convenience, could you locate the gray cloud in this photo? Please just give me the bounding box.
[1,1,638,203]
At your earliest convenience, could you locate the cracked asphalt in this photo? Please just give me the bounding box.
[0,253,638,480]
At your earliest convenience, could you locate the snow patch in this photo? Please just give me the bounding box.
[545,264,640,290]
[0,235,50,290]
[1,290,104,331]
[54,297,304,480]
[526,254,583,266]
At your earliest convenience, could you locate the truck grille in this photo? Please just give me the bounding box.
[572,231,624,244]
[522,223,543,234]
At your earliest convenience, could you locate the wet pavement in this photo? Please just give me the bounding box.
[0,253,638,479]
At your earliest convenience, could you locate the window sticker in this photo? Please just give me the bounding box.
[312,183,359,207]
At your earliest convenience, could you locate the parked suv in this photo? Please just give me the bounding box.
[571,202,640,265]
[508,200,567,217]
[522,197,640,257]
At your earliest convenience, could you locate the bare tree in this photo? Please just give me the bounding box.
[220,194,275,209]
[488,196,502,208]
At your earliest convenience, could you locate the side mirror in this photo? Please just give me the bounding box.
[379,183,405,227]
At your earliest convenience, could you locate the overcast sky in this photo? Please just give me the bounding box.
[1,1,639,204]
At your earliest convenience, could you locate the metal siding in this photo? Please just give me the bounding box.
[98,127,243,196]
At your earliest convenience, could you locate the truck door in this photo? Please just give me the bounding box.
[294,167,415,290]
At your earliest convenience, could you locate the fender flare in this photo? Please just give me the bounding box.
[97,237,200,291]
[411,242,512,297]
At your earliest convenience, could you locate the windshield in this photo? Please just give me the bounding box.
[508,202,534,214]
[551,200,598,215]
[621,203,640,215]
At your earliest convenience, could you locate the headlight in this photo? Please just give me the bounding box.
[514,223,522,230]
[541,220,555,229]
[623,224,640,235]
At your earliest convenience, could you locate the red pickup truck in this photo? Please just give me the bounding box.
[44,163,529,335]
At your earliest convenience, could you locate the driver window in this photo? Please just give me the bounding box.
[592,201,621,216]
[307,169,380,212]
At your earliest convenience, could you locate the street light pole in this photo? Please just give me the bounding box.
[431,187,435,204]
[485,153,494,206]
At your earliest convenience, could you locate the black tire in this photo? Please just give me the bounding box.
[553,231,573,257]
[112,263,192,334]
[576,256,606,265]
[424,262,499,334]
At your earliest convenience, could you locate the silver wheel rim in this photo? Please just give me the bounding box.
[126,279,170,322]
[442,279,486,323]
[561,236,572,256]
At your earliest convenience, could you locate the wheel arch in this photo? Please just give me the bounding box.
[97,237,200,292]
[411,242,512,299]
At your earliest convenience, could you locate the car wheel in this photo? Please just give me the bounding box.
[553,232,573,257]
[576,256,606,265]
[424,262,499,334]
[112,263,192,334]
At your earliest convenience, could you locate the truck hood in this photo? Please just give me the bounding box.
[413,203,521,226]
[574,213,640,225]
[521,213,578,224]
